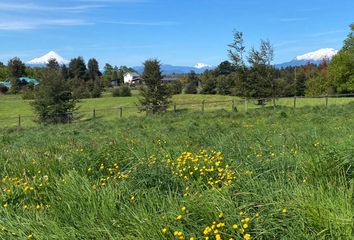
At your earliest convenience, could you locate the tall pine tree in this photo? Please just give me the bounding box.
[139,59,171,114]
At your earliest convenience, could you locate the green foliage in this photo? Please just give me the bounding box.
[21,85,35,100]
[199,70,217,94]
[185,71,199,94]
[305,61,332,96]
[32,68,77,124]
[228,30,246,68]
[0,66,9,80]
[7,57,26,79]
[216,74,234,95]
[0,105,354,239]
[68,57,87,80]
[87,58,101,81]
[139,59,171,113]
[167,80,183,95]
[47,59,60,70]
[112,85,132,97]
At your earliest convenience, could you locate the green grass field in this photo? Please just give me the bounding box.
[0,103,353,239]
[1,91,354,128]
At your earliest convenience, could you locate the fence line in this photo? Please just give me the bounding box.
[1,93,354,128]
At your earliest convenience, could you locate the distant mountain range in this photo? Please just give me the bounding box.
[275,48,338,68]
[26,48,339,73]
[133,64,214,75]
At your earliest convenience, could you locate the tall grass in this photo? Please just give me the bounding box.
[0,104,353,239]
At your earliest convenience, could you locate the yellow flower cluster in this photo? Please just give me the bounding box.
[165,150,235,187]
[202,212,253,240]
[89,162,129,189]
[1,173,50,210]
[163,207,255,240]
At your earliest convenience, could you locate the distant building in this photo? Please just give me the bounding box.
[17,77,39,86]
[0,77,39,88]
[124,72,141,85]
[0,81,11,88]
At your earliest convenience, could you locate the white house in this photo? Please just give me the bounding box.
[124,72,141,85]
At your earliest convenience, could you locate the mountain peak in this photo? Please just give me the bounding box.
[194,63,212,69]
[295,48,338,61]
[28,51,69,65]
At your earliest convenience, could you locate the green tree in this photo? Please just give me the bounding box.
[228,30,246,68]
[0,66,8,80]
[185,71,199,94]
[47,59,60,70]
[305,60,331,96]
[328,24,354,93]
[8,57,26,79]
[60,64,69,81]
[32,68,77,124]
[68,57,87,79]
[139,59,171,113]
[87,58,101,81]
[246,39,275,98]
[199,70,217,94]
[7,57,26,91]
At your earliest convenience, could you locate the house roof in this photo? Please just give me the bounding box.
[0,81,11,88]
[124,72,140,77]
[18,77,39,86]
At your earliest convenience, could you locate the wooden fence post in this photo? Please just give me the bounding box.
[273,97,276,110]
[202,100,205,113]
[293,96,297,109]
[119,107,123,118]
[18,115,21,127]
[245,99,248,112]
[93,109,96,120]
[232,100,235,111]
[325,95,328,107]
[174,103,177,112]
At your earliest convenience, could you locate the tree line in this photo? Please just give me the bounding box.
[0,57,136,97]
[183,24,353,98]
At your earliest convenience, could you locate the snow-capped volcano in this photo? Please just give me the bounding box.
[28,51,69,65]
[194,63,212,69]
[295,48,338,61]
[275,48,339,68]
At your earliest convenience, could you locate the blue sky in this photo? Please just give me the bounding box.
[0,0,353,67]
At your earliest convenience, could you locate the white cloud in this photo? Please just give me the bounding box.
[102,21,178,26]
[0,2,105,12]
[0,19,91,30]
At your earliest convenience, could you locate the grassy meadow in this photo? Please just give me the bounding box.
[0,102,353,239]
[1,91,354,128]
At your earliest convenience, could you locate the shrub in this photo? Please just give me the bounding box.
[168,81,183,95]
[22,84,35,100]
[112,88,121,97]
[90,83,102,98]
[112,86,132,97]
[120,85,132,97]
[185,83,198,94]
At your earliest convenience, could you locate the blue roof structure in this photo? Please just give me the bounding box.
[18,77,39,86]
[0,77,40,88]
[0,81,11,88]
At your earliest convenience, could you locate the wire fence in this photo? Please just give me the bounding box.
[1,93,354,129]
